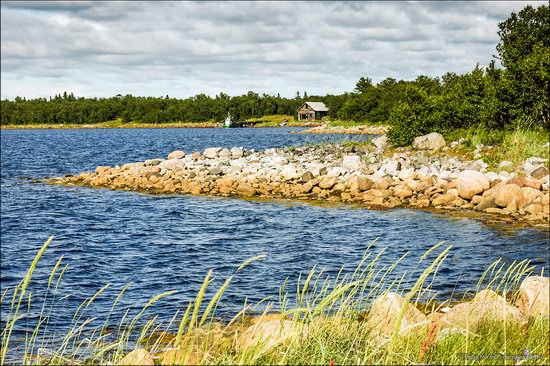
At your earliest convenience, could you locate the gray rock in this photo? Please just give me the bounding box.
[230,158,248,168]
[281,164,299,180]
[248,154,261,163]
[272,156,288,166]
[342,155,362,171]
[218,148,232,158]
[530,165,549,180]
[524,157,548,174]
[209,167,223,175]
[415,155,430,166]
[412,132,446,151]
[301,171,314,182]
[306,163,327,177]
[144,159,164,166]
[230,147,244,159]
[226,166,242,175]
[381,160,401,175]
[204,147,221,159]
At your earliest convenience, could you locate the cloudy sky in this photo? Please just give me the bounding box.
[0,1,545,100]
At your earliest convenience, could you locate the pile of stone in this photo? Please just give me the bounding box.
[49,133,550,224]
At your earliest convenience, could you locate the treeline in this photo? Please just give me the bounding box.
[0,92,321,125]
[1,5,548,145]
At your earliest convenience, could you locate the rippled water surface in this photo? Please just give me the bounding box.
[1,127,549,334]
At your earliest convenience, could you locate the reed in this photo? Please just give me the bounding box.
[1,238,548,365]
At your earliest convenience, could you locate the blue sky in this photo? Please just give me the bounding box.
[0,1,545,100]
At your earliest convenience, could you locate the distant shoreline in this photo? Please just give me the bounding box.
[0,121,322,130]
[0,122,219,130]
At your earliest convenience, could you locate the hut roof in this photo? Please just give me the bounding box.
[301,102,328,112]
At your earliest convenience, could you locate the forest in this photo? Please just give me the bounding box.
[1,5,548,145]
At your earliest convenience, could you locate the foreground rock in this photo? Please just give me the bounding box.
[456,170,490,200]
[367,292,429,336]
[119,349,154,365]
[439,289,525,331]
[365,279,547,341]
[516,276,550,318]
[117,277,548,364]
[47,137,550,226]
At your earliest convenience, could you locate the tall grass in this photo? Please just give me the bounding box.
[1,238,548,365]
[444,126,550,168]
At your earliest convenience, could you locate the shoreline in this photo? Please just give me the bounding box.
[46,133,550,228]
[0,122,321,130]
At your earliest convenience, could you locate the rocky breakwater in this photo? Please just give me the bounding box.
[48,133,550,226]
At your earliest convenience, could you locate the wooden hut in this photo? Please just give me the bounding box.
[297,102,328,121]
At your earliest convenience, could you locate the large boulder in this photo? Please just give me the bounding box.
[519,187,542,208]
[218,148,232,158]
[167,150,185,160]
[203,147,222,159]
[230,158,248,168]
[319,178,337,190]
[394,185,413,199]
[516,276,549,318]
[236,183,256,196]
[119,349,154,366]
[412,132,446,152]
[494,184,523,208]
[366,292,429,336]
[440,295,524,330]
[432,192,456,206]
[455,170,490,200]
[357,176,375,191]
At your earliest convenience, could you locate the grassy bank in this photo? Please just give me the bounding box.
[338,125,549,169]
[245,115,298,126]
[443,127,550,168]
[2,238,548,365]
[0,119,220,130]
[327,119,388,128]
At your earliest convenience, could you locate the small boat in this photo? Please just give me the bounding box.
[223,113,235,128]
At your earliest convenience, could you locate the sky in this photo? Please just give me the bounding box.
[0,0,545,100]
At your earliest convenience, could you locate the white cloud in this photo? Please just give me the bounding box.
[0,1,545,99]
